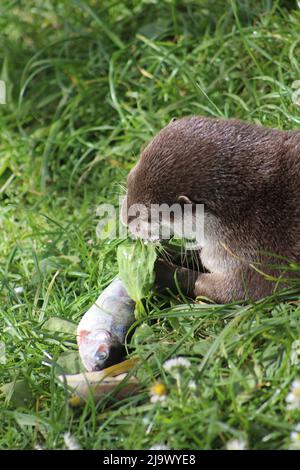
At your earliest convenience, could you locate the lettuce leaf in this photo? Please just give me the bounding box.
[117,241,157,318]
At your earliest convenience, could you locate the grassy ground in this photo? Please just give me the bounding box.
[1,0,300,450]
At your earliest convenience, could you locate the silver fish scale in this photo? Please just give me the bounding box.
[78,278,135,343]
[100,296,135,342]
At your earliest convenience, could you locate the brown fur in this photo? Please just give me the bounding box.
[123,116,300,303]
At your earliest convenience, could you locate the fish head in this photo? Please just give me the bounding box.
[78,329,124,371]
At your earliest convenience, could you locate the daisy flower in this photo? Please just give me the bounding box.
[163,357,191,374]
[188,380,197,391]
[63,432,81,450]
[14,286,24,294]
[150,382,167,403]
[226,438,247,450]
[286,379,300,410]
[69,395,82,408]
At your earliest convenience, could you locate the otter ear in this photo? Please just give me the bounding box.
[177,195,193,205]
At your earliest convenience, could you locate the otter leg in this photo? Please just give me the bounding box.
[154,258,199,297]
[194,268,276,303]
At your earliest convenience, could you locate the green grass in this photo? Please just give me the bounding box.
[1,0,300,450]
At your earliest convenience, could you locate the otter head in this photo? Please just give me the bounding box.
[121,118,200,245]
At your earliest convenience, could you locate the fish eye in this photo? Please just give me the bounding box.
[96,350,108,361]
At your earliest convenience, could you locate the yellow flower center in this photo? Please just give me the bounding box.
[151,383,167,396]
[69,395,82,407]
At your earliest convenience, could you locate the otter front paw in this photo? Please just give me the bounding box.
[155,258,199,297]
[194,273,238,303]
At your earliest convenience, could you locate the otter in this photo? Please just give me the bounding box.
[121,116,300,303]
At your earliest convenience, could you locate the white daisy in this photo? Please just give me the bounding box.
[286,379,300,410]
[188,380,197,391]
[163,357,191,374]
[226,438,247,450]
[150,382,167,404]
[150,394,167,404]
[14,286,24,294]
[63,432,81,450]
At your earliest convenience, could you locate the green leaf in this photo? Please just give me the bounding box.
[133,324,155,346]
[0,156,11,178]
[55,351,85,375]
[14,412,42,427]
[193,340,212,356]
[42,317,77,335]
[117,241,157,318]
[1,379,34,407]
[138,19,170,39]
[33,255,80,281]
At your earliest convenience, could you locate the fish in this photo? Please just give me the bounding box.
[77,278,136,371]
